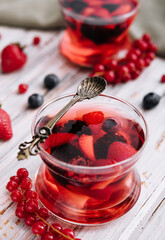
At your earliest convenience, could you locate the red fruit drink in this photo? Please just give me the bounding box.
[34,94,147,225]
[59,0,139,66]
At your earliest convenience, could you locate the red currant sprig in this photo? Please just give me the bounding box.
[6,168,80,240]
[91,33,157,85]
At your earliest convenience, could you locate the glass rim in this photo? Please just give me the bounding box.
[32,93,148,171]
[59,0,140,25]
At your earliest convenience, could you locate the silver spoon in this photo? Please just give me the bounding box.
[17,76,107,160]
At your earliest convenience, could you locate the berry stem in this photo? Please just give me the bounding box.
[35,212,74,240]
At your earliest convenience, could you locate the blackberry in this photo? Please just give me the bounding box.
[63,120,91,136]
[81,23,109,45]
[52,124,63,133]
[51,144,81,163]
[142,92,160,110]
[102,4,119,13]
[63,0,88,13]
[94,134,115,159]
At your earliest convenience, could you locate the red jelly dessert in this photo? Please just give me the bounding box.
[59,0,139,66]
[34,94,147,225]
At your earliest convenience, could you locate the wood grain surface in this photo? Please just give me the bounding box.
[0,26,165,240]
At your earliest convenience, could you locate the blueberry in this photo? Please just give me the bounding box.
[28,94,44,109]
[102,118,121,133]
[142,92,160,110]
[44,74,59,89]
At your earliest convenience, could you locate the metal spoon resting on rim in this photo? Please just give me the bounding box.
[17,76,107,160]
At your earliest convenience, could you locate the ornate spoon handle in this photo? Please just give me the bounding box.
[17,94,81,160]
[17,76,106,160]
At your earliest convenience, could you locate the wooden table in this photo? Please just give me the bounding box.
[0,26,165,240]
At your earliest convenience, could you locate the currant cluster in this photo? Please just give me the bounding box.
[90,33,157,84]
[6,168,80,240]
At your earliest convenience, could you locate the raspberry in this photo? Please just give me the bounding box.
[83,111,104,125]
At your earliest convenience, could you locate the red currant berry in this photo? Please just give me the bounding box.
[18,83,28,94]
[122,73,132,83]
[147,52,155,60]
[38,207,49,219]
[32,221,47,236]
[135,58,145,71]
[6,180,19,192]
[118,66,129,77]
[15,206,26,219]
[127,62,136,72]
[126,52,138,62]
[144,57,152,67]
[148,42,157,52]
[104,70,115,84]
[88,72,96,77]
[11,189,23,202]
[25,190,38,200]
[134,39,148,51]
[94,64,105,72]
[10,176,20,184]
[61,228,75,239]
[50,223,62,238]
[17,168,29,180]
[24,213,36,226]
[25,199,38,213]
[33,36,41,46]
[17,200,26,208]
[114,77,122,84]
[131,70,141,79]
[21,177,32,190]
[161,74,165,83]
[133,48,142,57]
[106,59,118,70]
[142,33,151,42]
[41,232,55,240]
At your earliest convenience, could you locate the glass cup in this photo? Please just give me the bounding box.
[32,94,147,225]
[59,0,139,67]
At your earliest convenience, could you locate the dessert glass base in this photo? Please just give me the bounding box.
[35,164,141,225]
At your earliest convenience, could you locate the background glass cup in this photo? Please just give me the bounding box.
[32,94,147,225]
[59,0,139,67]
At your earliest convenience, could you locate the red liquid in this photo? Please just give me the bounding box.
[35,105,144,224]
[59,0,139,66]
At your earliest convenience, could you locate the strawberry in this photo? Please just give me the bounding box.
[107,142,137,162]
[79,134,95,161]
[49,133,78,148]
[0,107,13,140]
[82,111,104,125]
[1,44,27,73]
